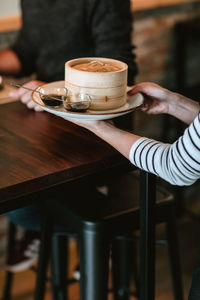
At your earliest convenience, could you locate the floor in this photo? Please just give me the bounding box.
[0,178,199,300]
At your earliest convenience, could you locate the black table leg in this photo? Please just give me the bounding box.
[2,222,16,300]
[50,234,68,300]
[112,236,136,300]
[79,225,109,300]
[139,171,156,300]
[34,213,53,300]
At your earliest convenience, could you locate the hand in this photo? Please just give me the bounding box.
[128,82,176,115]
[9,80,45,111]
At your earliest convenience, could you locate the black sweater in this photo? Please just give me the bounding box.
[12,0,137,85]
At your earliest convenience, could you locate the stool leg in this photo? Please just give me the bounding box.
[79,226,109,300]
[2,272,14,300]
[2,222,16,300]
[130,240,140,297]
[50,234,68,300]
[34,214,53,300]
[139,171,156,300]
[166,214,184,300]
[172,187,185,217]
[112,236,139,300]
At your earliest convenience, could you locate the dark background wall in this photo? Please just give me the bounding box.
[133,2,200,91]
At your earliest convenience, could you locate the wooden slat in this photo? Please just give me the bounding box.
[0,0,198,32]
[0,14,21,33]
[131,0,199,11]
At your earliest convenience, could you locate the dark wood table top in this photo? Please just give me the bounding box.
[0,102,156,300]
[0,101,130,212]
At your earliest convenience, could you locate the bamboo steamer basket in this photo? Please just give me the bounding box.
[65,57,128,111]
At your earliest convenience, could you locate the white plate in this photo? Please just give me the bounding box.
[32,81,143,120]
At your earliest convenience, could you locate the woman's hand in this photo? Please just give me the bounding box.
[9,80,45,111]
[128,82,177,115]
[128,82,200,124]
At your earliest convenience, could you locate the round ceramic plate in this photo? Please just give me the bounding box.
[32,81,144,120]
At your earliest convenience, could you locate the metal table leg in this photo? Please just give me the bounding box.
[139,171,156,300]
[79,225,109,300]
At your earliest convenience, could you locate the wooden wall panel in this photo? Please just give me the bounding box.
[0,0,199,32]
[0,15,21,33]
[131,0,199,11]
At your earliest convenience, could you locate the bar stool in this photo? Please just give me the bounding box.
[34,172,183,300]
[2,222,17,300]
[2,222,76,300]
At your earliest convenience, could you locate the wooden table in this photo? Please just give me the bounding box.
[0,101,130,211]
[0,101,156,300]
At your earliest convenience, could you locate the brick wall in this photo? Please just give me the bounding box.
[133,2,200,89]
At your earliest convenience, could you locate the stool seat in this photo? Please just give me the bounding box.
[47,183,173,234]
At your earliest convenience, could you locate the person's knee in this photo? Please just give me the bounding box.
[6,209,28,225]
[6,204,41,231]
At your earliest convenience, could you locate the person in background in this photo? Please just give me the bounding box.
[63,81,200,299]
[0,0,137,272]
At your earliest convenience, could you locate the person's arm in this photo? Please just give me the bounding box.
[129,82,200,124]
[7,0,38,77]
[167,92,199,124]
[64,112,200,186]
[62,82,200,186]
[0,5,37,77]
[86,120,141,159]
[129,112,200,186]
[0,49,22,75]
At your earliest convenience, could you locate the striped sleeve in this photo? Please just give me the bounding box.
[129,113,200,186]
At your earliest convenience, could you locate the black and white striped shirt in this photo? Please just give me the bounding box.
[129,113,200,186]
